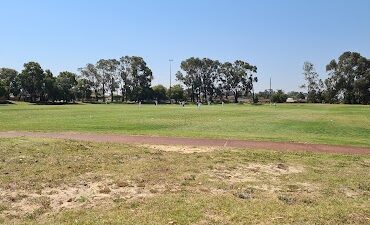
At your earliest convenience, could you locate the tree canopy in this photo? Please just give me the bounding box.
[325,52,370,104]
[177,58,258,103]
[0,51,368,105]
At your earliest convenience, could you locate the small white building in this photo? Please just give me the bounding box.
[286,98,297,103]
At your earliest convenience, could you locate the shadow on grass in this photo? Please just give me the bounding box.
[0,100,14,105]
[30,102,81,105]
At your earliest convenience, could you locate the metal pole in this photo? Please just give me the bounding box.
[269,77,272,104]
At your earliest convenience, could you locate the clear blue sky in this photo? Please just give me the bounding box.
[1,0,370,92]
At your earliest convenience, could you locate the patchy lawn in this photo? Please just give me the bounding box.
[0,138,369,224]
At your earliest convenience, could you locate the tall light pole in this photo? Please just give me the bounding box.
[269,77,272,104]
[169,59,173,103]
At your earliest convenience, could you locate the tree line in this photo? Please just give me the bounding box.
[0,63,81,103]
[0,56,156,103]
[176,58,258,103]
[0,56,258,104]
[0,51,369,104]
[298,51,369,104]
[256,51,369,104]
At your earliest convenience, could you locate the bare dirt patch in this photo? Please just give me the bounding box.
[340,187,361,198]
[4,161,304,219]
[0,176,168,218]
[208,163,304,184]
[143,144,220,154]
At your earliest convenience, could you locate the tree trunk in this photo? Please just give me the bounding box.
[95,89,98,102]
[204,88,207,103]
[102,83,106,102]
[234,90,238,103]
[121,87,124,102]
[40,91,44,102]
[111,78,114,102]
[191,85,195,103]
[252,88,255,103]
[125,86,129,102]
[31,93,36,103]
[198,89,201,103]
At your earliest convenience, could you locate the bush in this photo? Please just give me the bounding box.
[272,90,288,103]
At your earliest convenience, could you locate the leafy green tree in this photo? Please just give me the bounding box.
[200,58,220,102]
[96,59,120,102]
[287,91,305,100]
[56,72,78,102]
[0,68,19,99]
[177,58,221,103]
[177,58,257,103]
[322,77,338,103]
[75,78,93,101]
[120,56,153,102]
[9,75,22,100]
[0,81,6,99]
[176,70,195,103]
[256,90,270,100]
[214,82,226,102]
[139,87,154,101]
[42,70,58,102]
[354,74,370,104]
[81,57,153,103]
[272,90,288,103]
[118,56,134,102]
[152,85,167,101]
[79,63,101,102]
[326,52,370,104]
[96,59,111,102]
[19,62,45,102]
[245,63,259,103]
[170,84,185,103]
[105,59,120,102]
[220,60,257,103]
[301,62,323,103]
[177,57,202,102]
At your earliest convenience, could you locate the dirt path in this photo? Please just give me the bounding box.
[0,131,369,154]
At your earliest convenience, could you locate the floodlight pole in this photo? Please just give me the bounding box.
[269,77,272,104]
[169,59,173,104]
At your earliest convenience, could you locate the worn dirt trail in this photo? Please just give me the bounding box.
[0,131,369,154]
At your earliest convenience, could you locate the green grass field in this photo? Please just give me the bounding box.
[0,102,369,146]
[1,104,369,224]
[0,138,369,224]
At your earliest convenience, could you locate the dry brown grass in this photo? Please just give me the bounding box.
[0,138,369,224]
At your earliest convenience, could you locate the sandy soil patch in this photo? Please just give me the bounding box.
[0,177,168,218]
[142,144,221,154]
[208,163,304,184]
